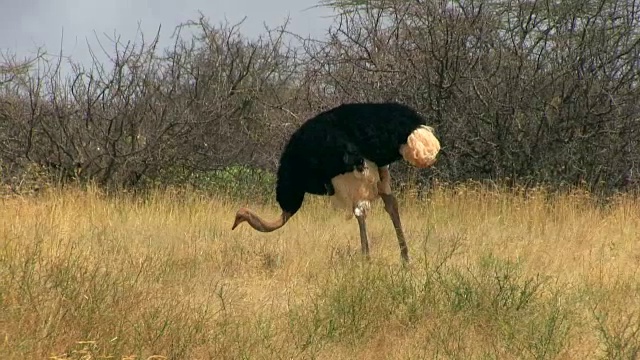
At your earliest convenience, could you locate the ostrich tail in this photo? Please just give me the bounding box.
[400,125,441,168]
[232,207,292,232]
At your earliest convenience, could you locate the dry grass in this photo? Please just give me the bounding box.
[1,184,640,359]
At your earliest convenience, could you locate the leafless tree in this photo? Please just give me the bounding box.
[2,0,640,195]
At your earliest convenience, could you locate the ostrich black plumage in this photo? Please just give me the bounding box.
[231,102,441,262]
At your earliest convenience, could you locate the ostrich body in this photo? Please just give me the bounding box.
[231,102,440,262]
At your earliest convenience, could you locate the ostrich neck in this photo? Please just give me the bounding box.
[245,210,290,232]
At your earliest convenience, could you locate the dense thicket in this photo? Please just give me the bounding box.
[2,0,639,195]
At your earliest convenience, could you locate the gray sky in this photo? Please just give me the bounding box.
[0,0,335,69]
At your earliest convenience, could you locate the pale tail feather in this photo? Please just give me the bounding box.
[400,125,441,168]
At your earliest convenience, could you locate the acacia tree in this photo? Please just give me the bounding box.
[306,0,640,191]
[0,16,304,190]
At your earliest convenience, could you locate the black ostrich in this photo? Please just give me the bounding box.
[231,102,441,263]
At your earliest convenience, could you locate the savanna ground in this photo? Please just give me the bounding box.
[1,184,640,359]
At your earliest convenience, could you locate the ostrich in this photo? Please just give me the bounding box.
[231,102,441,262]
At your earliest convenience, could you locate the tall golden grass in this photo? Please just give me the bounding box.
[1,184,639,359]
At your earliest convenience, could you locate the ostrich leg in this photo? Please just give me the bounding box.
[355,212,370,258]
[353,201,370,259]
[378,167,409,263]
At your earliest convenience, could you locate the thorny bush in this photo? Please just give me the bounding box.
[2,0,640,196]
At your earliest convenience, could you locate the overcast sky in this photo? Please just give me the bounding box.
[0,0,335,69]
